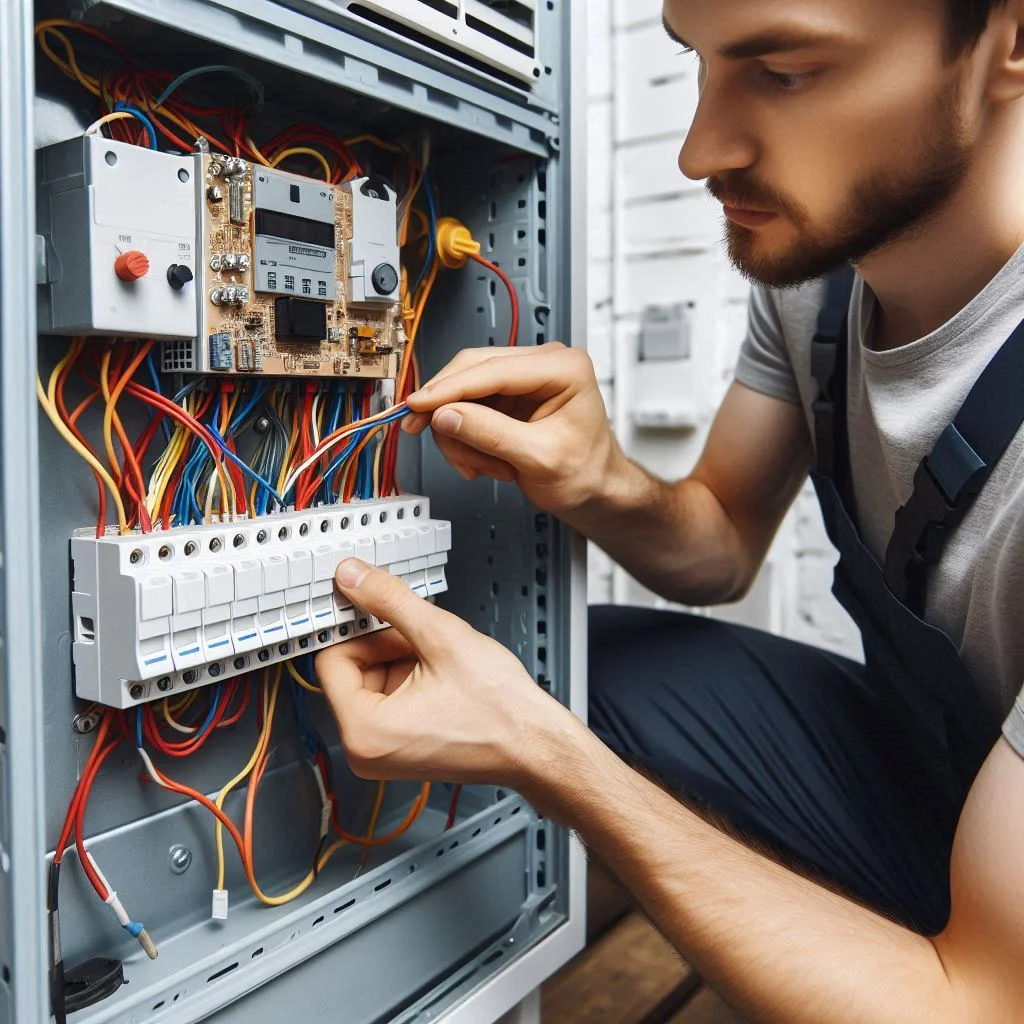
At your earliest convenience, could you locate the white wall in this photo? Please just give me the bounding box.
[584,0,862,660]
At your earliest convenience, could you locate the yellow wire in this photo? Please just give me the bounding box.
[35,24,102,96]
[344,134,406,154]
[270,147,332,183]
[244,137,272,167]
[359,782,388,873]
[285,660,322,695]
[86,110,134,136]
[37,348,128,535]
[215,674,278,891]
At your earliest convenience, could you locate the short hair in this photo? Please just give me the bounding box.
[946,0,1011,56]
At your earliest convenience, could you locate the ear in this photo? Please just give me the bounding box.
[985,1,1024,104]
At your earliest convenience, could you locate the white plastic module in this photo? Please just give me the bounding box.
[36,135,199,339]
[70,496,451,708]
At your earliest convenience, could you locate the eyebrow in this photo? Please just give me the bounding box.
[662,16,839,60]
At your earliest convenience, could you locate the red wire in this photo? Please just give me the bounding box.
[445,785,463,831]
[470,252,519,347]
[218,679,251,728]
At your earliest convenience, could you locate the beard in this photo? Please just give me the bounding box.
[709,80,973,288]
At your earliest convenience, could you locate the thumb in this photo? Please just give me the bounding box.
[334,559,450,656]
[432,404,533,467]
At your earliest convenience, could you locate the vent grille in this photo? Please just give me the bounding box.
[343,0,541,87]
[162,339,197,373]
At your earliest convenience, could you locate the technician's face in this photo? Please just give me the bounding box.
[665,0,981,286]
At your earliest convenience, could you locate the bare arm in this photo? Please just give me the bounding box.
[317,566,1024,1024]
[528,720,1024,1024]
[575,382,811,604]
[405,345,810,605]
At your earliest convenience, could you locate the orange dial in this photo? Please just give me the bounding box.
[114,250,150,282]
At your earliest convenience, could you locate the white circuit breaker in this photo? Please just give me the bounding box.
[343,176,402,305]
[36,135,199,339]
[71,496,451,708]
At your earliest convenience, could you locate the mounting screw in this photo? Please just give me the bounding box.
[72,711,101,735]
[169,845,193,875]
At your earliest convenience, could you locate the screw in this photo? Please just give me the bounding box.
[258,650,270,663]
[183,670,197,685]
[413,505,422,518]
[72,711,101,735]
[233,657,246,671]
[130,548,144,564]
[169,845,193,875]
[317,631,330,644]
[129,683,145,701]
[278,643,289,656]
[320,520,331,533]
[208,663,222,678]
[184,541,197,557]
[256,530,268,544]
[299,523,309,537]
[157,676,173,692]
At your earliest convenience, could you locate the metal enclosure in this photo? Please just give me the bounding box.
[0,0,588,1021]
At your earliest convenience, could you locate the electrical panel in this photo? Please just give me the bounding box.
[3,2,584,1023]
[72,497,451,709]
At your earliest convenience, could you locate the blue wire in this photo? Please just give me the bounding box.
[412,171,438,297]
[146,353,173,443]
[154,65,264,110]
[113,102,158,150]
[208,425,286,507]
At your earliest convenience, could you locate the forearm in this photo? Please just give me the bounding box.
[562,451,754,606]
[519,711,971,1024]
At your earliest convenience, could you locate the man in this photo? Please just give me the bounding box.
[317,0,1024,1018]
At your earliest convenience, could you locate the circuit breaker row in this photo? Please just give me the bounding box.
[71,497,451,708]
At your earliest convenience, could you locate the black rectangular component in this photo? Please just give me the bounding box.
[209,332,233,371]
[274,297,327,343]
[255,208,335,249]
[290,183,301,204]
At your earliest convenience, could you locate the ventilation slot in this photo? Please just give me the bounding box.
[343,0,540,87]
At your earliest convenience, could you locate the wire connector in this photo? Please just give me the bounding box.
[212,889,229,921]
[435,218,481,270]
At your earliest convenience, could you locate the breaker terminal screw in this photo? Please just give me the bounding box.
[129,683,145,701]
[130,548,144,564]
[208,663,222,678]
[233,534,246,548]
[256,530,268,544]
[157,677,173,692]
[233,657,246,671]
[258,650,270,663]
[183,670,198,685]
[184,541,197,557]
[278,643,289,656]
[317,631,331,644]
[299,638,310,650]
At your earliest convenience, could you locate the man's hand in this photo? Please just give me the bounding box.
[401,343,622,515]
[315,558,569,784]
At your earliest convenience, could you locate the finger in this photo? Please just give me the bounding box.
[433,433,517,482]
[416,343,565,396]
[313,644,385,731]
[407,345,576,414]
[430,403,536,467]
[401,412,431,435]
[317,628,416,679]
[334,559,459,655]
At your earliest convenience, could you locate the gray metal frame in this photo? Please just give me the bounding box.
[3,0,587,1020]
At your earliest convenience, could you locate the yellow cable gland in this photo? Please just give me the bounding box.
[436,217,481,270]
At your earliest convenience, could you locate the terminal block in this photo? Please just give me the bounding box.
[71,497,451,709]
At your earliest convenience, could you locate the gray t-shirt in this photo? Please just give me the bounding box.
[734,245,1024,760]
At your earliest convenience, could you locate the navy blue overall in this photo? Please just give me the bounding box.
[590,271,1019,935]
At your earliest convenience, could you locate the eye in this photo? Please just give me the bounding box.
[760,68,815,92]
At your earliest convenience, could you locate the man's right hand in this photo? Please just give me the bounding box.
[401,343,621,516]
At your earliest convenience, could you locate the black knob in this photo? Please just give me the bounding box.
[167,264,194,290]
[371,262,399,296]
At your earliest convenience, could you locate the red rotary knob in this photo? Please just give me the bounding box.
[114,250,150,282]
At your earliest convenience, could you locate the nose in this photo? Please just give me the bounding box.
[678,75,757,183]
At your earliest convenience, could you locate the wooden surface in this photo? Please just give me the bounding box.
[668,988,748,1024]
[542,913,698,1024]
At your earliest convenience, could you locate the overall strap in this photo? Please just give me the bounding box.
[810,267,857,488]
[885,316,1024,616]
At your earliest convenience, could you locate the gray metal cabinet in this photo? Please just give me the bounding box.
[0,1,588,1020]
